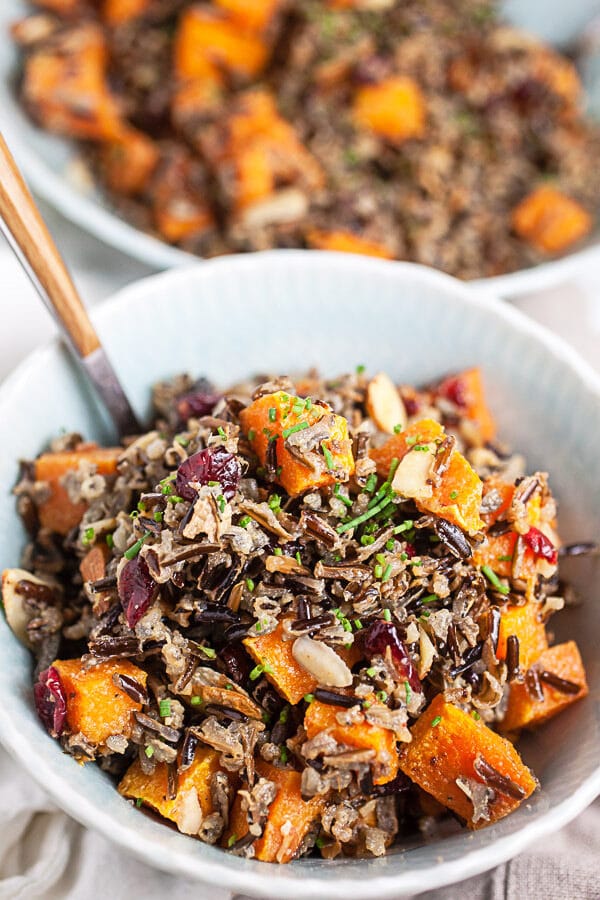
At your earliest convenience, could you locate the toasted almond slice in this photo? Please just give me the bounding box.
[366,373,407,435]
[1,568,54,647]
[391,443,436,500]
[292,636,352,687]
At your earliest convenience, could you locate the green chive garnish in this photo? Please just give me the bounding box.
[383,609,391,622]
[159,699,171,718]
[381,564,393,583]
[239,515,251,527]
[481,565,510,595]
[282,421,309,439]
[124,531,151,560]
[322,443,334,470]
[202,646,216,659]
[145,746,154,758]
[431,716,442,727]
[334,483,352,507]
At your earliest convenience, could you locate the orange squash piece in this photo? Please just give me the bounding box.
[436,368,496,444]
[119,747,223,827]
[225,759,325,862]
[304,698,400,785]
[214,0,282,32]
[34,445,120,535]
[399,695,537,828]
[102,0,151,25]
[353,76,426,144]
[175,7,270,83]
[501,641,588,733]
[52,658,147,747]
[22,24,124,141]
[244,619,317,705]
[240,390,354,497]
[370,419,484,535]
[202,89,325,215]
[306,229,394,260]
[496,602,548,671]
[99,128,159,196]
[512,186,592,255]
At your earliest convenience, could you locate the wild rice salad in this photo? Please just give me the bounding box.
[2,366,591,862]
[12,0,600,278]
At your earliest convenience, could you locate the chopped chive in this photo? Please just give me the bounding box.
[498,554,512,562]
[292,398,306,415]
[353,618,363,630]
[431,716,442,727]
[83,526,95,545]
[202,646,216,659]
[360,535,375,546]
[167,495,184,505]
[362,700,372,709]
[376,553,386,565]
[356,364,365,375]
[268,494,282,513]
[315,836,325,850]
[450,490,458,500]
[268,407,277,422]
[282,421,309,439]
[159,699,171,718]
[227,834,237,848]
[124,531,151,560]
[304,693,315,704]
[249,664,264,681]
[279,746,289,764]
[377,690,388,702]
[481,565,510,595]
[421,594,438,604]
[135,798,143,808]
[381,564,393,583]
[334,483,353,507]
[400,551,408,561]
[279,706,289,724]
[153,510,163,523]
[190,695,202,706]
[471,710,481,721]
[239,515,251,528]
[383,609,391,622]
[247,428,255,441]
[246,578,255,592]
[305,398,313,411]
[419,612,431,621]
[174,434,189,447]
[374,564,383,579]
[404,681,411,705]
[393,423,403,434]
[273,547,282,556]
[145,745,154,758]
[217,495,226,513]
[393,519,414,535]
[336,495,393,534]
[365,473,378,493]
[385,539,395,551]
[105,533,114,549]
[405,436,418,446]
[322,443,334,470]
[217,426,226,438]
[295,551,302,565]
[366,666,376,677]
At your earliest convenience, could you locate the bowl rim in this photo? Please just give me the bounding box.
[0,251,599,898]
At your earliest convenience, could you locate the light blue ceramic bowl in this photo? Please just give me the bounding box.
[0,253,598,898]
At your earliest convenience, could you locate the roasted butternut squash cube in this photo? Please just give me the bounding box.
[225,759,325,862]
[175,7,270,83]
[370,419,484,535]
[306,229,394,260]
[34,445,120,534]
[512,186,592,255]
[435,368,495,445]
[118,747,223,833]
[244,619,317,705]
[214,0,282,32]
[22,24,123,141]
[53,658,147,747]
[399,695,537,828]
[353,76,426,144]
[99,128,159,196]
[501,641,588,733]
[240,390,354,497]
[496,602,548,671]
[304,698,400,785]
[102,0,151,25]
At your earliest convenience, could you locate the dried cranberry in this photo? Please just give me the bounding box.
[118,554,157,628]
[176,389,221,423]
[175,446,241,501]
[364,621,421,692]
[523,527,558,564]
[34,666,67,737]
[438,375,468,408]
[404,542,416,559]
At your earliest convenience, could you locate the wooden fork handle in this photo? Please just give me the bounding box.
[0,133,100,359]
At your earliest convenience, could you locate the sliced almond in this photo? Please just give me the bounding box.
[1,568,53,647]
[418,626,436,679]
[391,444,436,500]
[366,373,407,435]
[174,788,203,836]
[292,635,352,687]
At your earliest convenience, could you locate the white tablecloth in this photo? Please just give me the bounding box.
[0,204,599,899]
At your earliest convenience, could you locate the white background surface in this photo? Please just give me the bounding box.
[0,205,598,899]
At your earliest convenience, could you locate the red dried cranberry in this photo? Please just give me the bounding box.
[403,396,420,416]
[364,621,420,692]
[175,446,241,501]
[405,542,416,559]
[118,555,157,628]
[523,527,558,564]
[438,375,468,408]
[176,390,221,423]
[34,666,67,737]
